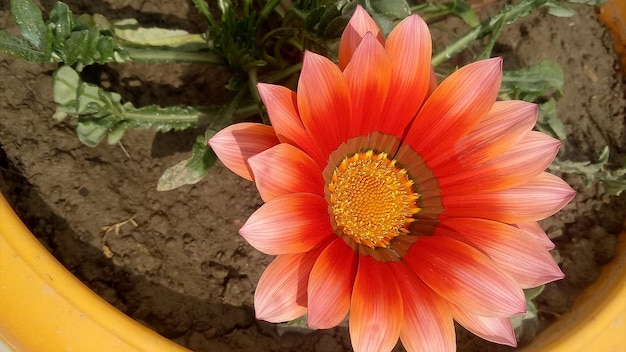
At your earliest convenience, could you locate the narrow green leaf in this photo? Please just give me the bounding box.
[113,19,207,50]
[0,30,48,62]
[544,2,577,17]
[10,0,52,52]
[565,0,606,5]
[157,136,217,191]
[190,0,214,24]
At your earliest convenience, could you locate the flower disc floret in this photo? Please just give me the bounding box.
[328,151,420,248]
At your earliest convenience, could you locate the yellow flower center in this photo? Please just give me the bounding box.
[328,150,420,248]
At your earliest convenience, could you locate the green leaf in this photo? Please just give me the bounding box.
[565,0,606,5]
[550,147,626,196]
[10,0,52,53]
[75,118,112,147]
[431,0,556,66]
[602,176,626,196]
[544,2,577,17]
[49,2,73,42]
[500,61,564,102]
[537,98,567,140]
[367,0,411,19]
[277,314,312,335]
[190,0,215,24]
[0,30,48,61]
[511,285,544,342]
[53,66,223,147]
[551,146,609,183]
[53,65,80,105]
[113,19,207,50]
[157,134,217,191]
[451,1,480,27]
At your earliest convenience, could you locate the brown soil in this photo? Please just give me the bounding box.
[1,1,625,351]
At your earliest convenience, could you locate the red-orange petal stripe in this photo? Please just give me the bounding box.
[338,5,384,70]
[208,123,279,181]
[307,238,357,329]
[343,33,392,136]
[429,100,538,170]
[389,262,456,352]
[239,193,334,255]
[248,143,324,202]
[405,236,526,317]
[442,172,576,223]
[449,303,517,347]
[438,131,561,194]
[350,255,403,352]
[440,218,564,288]
[405,58,502,161]
[380,14,432,138]
[257,83,326,166]
[516,222,556,250]
[298,51,352,155]
[254,242,329,322]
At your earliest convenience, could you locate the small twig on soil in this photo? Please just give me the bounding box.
[101,215,138,258]
[118,141,132,160]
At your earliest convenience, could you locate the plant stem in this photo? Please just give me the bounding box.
[431,0,551,66]
[262,62,302,83]
[123,104,259,127]
[123,47,224,64]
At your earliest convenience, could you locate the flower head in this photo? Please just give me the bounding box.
[209,6,574,352]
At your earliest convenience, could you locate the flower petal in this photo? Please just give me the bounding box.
[350,255,403,352]
[389,262,456,352]
[208,123,279,181]
[449,303,517,347]
[239,193,334,255]
[440,218,564,288]
[443,172,576,223]
[339,5,384,70]
[343,32,392,136]
[429,100,538,170]
[257,83,326,166]
[248,143,325,202]
[307,238,357,329]
[254,243,329,322]
[438,131,561,194]
[298,51,352,154]
[405,58,502,161]
[380,13,433,138]
[516,221,555,250]
[405,236,526,317]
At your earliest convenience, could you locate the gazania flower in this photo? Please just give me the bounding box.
[209,5,574,352]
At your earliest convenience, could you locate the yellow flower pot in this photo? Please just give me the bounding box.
[1,190,625,351]
[0,193,189,352]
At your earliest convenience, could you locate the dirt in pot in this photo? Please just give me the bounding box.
[0,0,624,351]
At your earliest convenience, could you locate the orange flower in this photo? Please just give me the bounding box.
[209,6,574,352]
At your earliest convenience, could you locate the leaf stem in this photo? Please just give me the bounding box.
[431,0,551,66]
[123,47,224,64]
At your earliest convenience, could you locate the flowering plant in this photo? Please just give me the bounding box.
[2,0,625,350]
[209,5,574,350]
